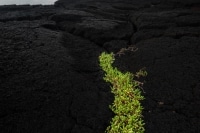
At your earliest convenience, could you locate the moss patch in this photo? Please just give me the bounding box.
[99,52,147,133]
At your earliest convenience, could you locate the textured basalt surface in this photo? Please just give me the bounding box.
[0,0,200,132]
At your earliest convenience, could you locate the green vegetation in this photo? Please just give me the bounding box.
[99,52,147,133]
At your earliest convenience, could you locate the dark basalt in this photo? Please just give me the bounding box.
[0,0,200,133]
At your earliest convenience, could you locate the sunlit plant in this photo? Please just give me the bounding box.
[99,52,147,133]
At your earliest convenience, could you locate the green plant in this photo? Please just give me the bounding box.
[99,52,147,133]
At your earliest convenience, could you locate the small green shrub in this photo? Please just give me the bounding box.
[99,52,147,133]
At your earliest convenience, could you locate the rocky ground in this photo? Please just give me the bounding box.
[0,0,200,133]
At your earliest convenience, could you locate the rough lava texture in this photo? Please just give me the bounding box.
[0,0,200,133]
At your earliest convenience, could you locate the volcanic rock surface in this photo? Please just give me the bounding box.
[0,0,200,133]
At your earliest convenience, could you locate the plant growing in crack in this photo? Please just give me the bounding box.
[99,52,147,133]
